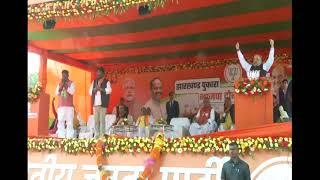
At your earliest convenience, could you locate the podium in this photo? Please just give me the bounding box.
[234,85,273,130]
[28,93,50,136]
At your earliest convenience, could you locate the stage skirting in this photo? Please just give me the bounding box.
[28,123,292,180]
[193,122,292,139]
[28,151,291,180]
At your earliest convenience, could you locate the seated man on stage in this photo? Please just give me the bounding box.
[236,39,275,77]
[220,96,235,131]
[136,107,151,137]
[113,105,134,126]
[112,97,129,118]
[273,94,290,123]
[136,107,150,128]
[189,97,218,135]
[146,107,155,125]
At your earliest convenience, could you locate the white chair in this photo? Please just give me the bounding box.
[78,126,93,139]
[87,115,95,137]
[105,114,117,135]
[170,118,191,137]
[77,115,95,138]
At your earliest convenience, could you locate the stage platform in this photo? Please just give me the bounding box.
[28,122,292,180]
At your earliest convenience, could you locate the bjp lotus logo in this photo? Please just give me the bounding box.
[224,64,242,83]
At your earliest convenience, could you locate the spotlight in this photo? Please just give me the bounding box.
[43,19,56,30]
[138,5,151,16]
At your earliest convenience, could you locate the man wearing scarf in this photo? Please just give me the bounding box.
[89,67,112,138]
[114,104,134,126]
[189,97,218,135]
[55,70,76,138]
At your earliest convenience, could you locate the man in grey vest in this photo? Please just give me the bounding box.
[89,67,112,138]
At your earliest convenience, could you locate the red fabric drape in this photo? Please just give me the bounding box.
[192,122,292,139]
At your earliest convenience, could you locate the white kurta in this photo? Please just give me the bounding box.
[55,82,76,138]
[237,47,274,76]
[189,108,217,136]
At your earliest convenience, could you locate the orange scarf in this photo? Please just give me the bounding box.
[198,106,212,125]
[145,115,150,126]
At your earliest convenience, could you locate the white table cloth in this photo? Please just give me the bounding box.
[170,117,191,137]
[170,118,190,129]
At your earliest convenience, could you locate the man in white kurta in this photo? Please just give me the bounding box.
[189,97,217,136]
[236,39,275,78]
[55,70,76,138]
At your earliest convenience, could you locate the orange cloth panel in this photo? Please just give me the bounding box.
[28,93,50,136]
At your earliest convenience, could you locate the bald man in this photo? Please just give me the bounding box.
[189,97,218,135]
[236,39,275,78]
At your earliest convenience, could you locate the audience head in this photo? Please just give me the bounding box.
[228,142,239,159]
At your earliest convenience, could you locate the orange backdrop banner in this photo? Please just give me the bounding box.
[107,62,291,121]
[44,59,291,124]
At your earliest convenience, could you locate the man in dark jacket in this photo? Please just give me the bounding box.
[278,79,288,108]
[285,80,292,118]
[166,92,180,124]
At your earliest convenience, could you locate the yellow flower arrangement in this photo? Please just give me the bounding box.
[28,0,170,22]
[28,136,292,156]
[28,82,42,103]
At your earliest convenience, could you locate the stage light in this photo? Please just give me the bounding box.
[43,19,56,30]
[138,5,151,16]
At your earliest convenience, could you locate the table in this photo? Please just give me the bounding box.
[170,117,191,137]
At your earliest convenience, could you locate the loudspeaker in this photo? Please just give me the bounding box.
[43,19,56,30]
[138,5,151,16]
